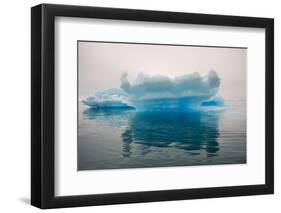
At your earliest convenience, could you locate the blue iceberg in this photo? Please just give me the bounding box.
[82,88,133,109]
[83,70,224,111]
[201,95,224,106]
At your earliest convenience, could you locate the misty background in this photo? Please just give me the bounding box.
[78,41,247,101]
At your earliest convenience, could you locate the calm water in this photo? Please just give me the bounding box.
[78,100,246,170]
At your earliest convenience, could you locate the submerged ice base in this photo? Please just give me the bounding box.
[83,71,224,111]
[132,97,209,111]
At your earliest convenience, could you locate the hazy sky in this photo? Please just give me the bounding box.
[78,41,247,101]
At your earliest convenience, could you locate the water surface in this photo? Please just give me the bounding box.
[78,100,246,170]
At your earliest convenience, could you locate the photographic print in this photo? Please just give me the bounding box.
[78,41,247,171]
[31,4,274,208]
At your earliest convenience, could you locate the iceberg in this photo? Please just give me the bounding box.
[82,88,134,109]
[83,70,224,111]
[201,95,224,106]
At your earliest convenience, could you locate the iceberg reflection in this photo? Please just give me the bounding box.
[83,108,221,158]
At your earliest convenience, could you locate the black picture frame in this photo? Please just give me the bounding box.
[31,3,274,209]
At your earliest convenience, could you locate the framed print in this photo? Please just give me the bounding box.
[31,3,274,209]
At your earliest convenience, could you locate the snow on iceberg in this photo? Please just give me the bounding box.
[83,70,224,111]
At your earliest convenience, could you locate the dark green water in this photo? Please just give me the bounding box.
[78,100,246,170]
